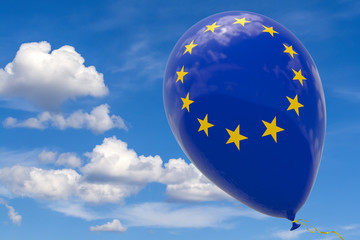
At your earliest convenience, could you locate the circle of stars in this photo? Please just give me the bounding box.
[174,17,306,151]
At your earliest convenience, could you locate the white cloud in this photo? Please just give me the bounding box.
[273,229,307,240]
[38,150,57,164]
[90,219,127,232]
[0,166,80,200]
[0,41,108,110]
[47,201,265,229]
[0,137,270,231]
[81,137,164,184]
[77,182,139,204]
[0,165,133,204]
[56,153,82,168]
[3,104,127,134]
[3,116,45,129]
[116,202,265,228]
[0,137,231,204]
[342,224,360,231]
[0,199,22,225]
[81,137,230,202]
[48,201,99,221]
[161,158,231,202]
[5,203,22,225]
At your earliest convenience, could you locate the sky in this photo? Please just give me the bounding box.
[0,0,359,239]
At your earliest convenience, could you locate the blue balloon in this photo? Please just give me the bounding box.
[163,11,325,230]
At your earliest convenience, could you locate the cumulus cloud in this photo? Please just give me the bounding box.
[56,153,82,168]
[3,117,44,129]
[161,158,231,202]
[5,203,22,225]
[77,182,140,204]
[90,219,127,232]
[38,151,81,168]
[0,137,266,231]
[37,150,57,164]
[0,166,80,200]
[82,137,229,202]
[3,104,127,134]
[82,137,164,184]
[0,165,135,204]
[0,137,230,205]
[0,41,108,110]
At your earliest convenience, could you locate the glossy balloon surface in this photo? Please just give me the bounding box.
[163,11,326,221]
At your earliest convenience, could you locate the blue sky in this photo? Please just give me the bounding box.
[0,0,359,239]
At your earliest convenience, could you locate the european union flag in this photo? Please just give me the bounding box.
[163,11,326,228]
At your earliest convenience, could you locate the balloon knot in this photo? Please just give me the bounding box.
[290,220,301,231]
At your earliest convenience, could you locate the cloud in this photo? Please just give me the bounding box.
[160,158,231,202]
[0,165,135,204]
[116,202,265,228]
[77,182,139,204]
[0,137,269,231]
[109,41,166,88]
[5,203,22,225]
[3,104,127,134]
[37,150,57,164]
[0,166,80,200]
[38,151,81,168]
[56,153,82,168]
[82,137,230,202]
[90,219,127,232]
[81,136,164,184]
[0,137,230,204]
[342,224,360,231]
[48,201,99,221]
[0,199,22,225]
[272,229,307,240]
[0,137,230,205]
[48,201,265,229]
[0,41,108,110]
[332,87,360,102]
[0,149,39,168]
[3,116,44,129]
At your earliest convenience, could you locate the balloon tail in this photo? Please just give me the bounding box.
[290,221,301,231]
[292,219,344,240]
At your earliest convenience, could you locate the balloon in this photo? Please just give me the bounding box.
[163,11,325,230]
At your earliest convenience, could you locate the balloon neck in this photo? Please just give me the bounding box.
[290,221,301,231]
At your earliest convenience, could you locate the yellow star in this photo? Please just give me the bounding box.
[283,44,298,58]
[286,95,304,116]
[292,69,306,86]
[181,92,194,112]
[204,22,221,33]
[183,40,198,55]
[233,17,250,26]
[262,117,284,143]
[197,114,214,136]
[176,66,188,83]
[262,25,278,37]
[226,125,248,150]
